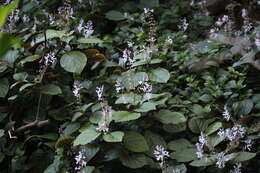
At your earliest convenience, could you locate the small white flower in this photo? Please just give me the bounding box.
[73,81,83,100]
[199,132,207,146]
[230,162,242,173]
[165,36,173,45]
[178,18,189,31]
[217,128,226,138]
[138,81,152,93]
[196,143,204,158]
[83,20,94,38]
[115,78,122,93]
[75,150,87,171]
[216,153,227,168]
[144,8,154,15]
[123,49,134,68]
[96,85,104,101]
[225,125,246,141]
[153,145,169,167]
[172,168,181,173]
[244,139,253,151]
[223,104,231,121]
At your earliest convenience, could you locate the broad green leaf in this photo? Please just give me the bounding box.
[0,78,9,98]
[167,139,194,151]
[43,156,62,173]
[0,33,20,59]
[0,0,19,27]
[188,117,209,134]
[13,72,28,81]
[163,123,186,133]
[3,50,19,67]
[134,102,156,112]
[233,99,253,117]
[74,125,101,146]
[205,122,222,135]
[164,164,187,173]
[0,129,4,137]
[34,133,58,140]
[149,68,170,83]
[206,134,225,149]
[170,148,197,162]
[155,110,186,125]
[112,111,141,122]
[232,152,256,162]
[105,10,125,21]
[81,145,100,163]
[19,55,40,65]
[140,0,159,8]
[36,29,67,43]
[115,93,142,105]
[190,155,217,167]
[60,51,87,73]
[82,166,95,173]
[77,38,103,44]
[103,131,124,142]
[19,83,34,92]
[144,131,167,155]
[123,131,149,152]
[119,152,147,169]
[63,123,80,136]
[41,84,62,95]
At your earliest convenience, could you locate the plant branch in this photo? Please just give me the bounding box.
[15,120,50,133]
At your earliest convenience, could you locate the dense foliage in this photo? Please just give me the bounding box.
[1,0,260,172]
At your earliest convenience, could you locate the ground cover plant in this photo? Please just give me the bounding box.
[1,0,260,172]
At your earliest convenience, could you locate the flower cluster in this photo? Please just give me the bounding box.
[143,8,157,45]
[216,152,228,168]
[165,36,173,45]
[230,162,242,173]
[96,85,104,101]
[7,9,20,31]
[223,104,231,121]
[123,48,134,68]
[96,105,112,134]
[218,125,246,142]
[115,78,122,93]
[77,19,94,38]
[153,145,169,168]
[210,15,233,37]
[178,18,189,32]
[196,132,207,159]
[74,150,87,171]
[73,81,83,100]
[58,0,74,20]
[241,8,253,34]
[244,139,253,151]
[38,52,56,80]
[172,168,181,173]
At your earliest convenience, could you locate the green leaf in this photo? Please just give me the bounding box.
[155,110,186,125]
[205,122,222,135]
[206,134,225,149]
[140,0,159,8]
[232,152,256,162]
[81,145,100,163]
[170,148,197,162]
[0,129,4,137]
[19,55,40,65]
[0,0,19,27]
[119,152,147,169]
[190,155,217,167]
[167,139,194,151]
[115,93,142,105]
[233,99,253,117]
[60,51,87,74]
[41,84,62,95]
[0,33,20,59]
[188,117,209,134]
[123,131,149,152]
[74,125,101,146]
[163,123,186,133]
[103,131,124,142]
[105,10,125,21]
[36,29,67,43]
[134,102,156,112]
[43,156,61,173]
[144,131,167,155]
[77,38,103,44]
[82,166,95,173]
[13,72,28,81]
[0,78,9,98]
[149,68,170,83]
[112,111,141,122]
